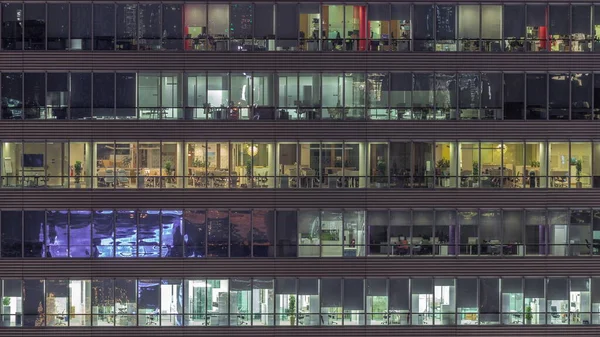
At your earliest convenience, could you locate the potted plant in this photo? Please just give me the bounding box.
[193,158,207,168]
[471,161,479,187]
[436,158,450,186]
[288,295,296,326]
[575,159,583,188]
[164,161,175,187]
[525,306,533,324]
[73,161,83,188]
[3,297,10,322]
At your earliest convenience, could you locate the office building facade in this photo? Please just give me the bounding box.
[1,1,600,336]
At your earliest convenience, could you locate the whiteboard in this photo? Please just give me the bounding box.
[3,157,12,175]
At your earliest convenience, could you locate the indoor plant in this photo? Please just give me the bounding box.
[73,161,83,188]
[525,306,533,324]
[575,159,583,188]
[164,161,175,186]
[288,295,296,326]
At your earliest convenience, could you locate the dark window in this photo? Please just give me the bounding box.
[526,73,548,120]
[94,4,115,50]
[24,3,45,50]
[503,5,525,51]
[161,210,183,258]
[69,210,92,257]
[413,5,434,51]
[184,210,206,258]
[254,4,274,51]
[276,4,298,50]
[71,4,92,50]
[46,73,69,119]
[275,210,297,257]
[253,210,274,257]
[116,73,137,119]
[93,210,115,258]
[1,211,23,258]
[548,73,569,120]
[116,4,138,50]
[138,4,161,50]
[93,73,115,119]
[23,211,45,257]
[47,4,68,50]
[1,73,23,119]
[230,210,251,257]
[46,210,68,258]
[2,3,23,50]
[23,73,46,119]
[207,210,229,257]
[504,73,524,119]
[162,4,183,50]
[481,72,502,120]
[71,73,92,119]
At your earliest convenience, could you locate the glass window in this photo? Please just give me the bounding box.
[253,210,274,257]
[2,3,23,50]
[548,73,569,120]
[320,279,342,325]
[435,5,456,51]
[389,72,411,119]
[412,211,433,256]
[22,279,44,326]
[137,279,159,325]
[24,4,45,50]
[390,4,410,52]
[481,5,502,52]
[458,73,480,120]
[23,210,44,258]
[504,73,525,120]
[184,4,207,51]
[230,210,251,257]
[389,278,409,325]
[115,278,136,326]
[503,5,525,51]
[277,4,298,51]
[435,142,458,188]
[71,73,92,119]
[458,210,478,255]
[572,73,592,120]
[525,210,547,255]
[115,73,136,119]
[46,73,68,119]
[368,4,390,52]
[70,4,92,50]
[208,4,229,51]
[547,278,568,324]
[480,278,500,324]
[411,278,433,325]
[161,210,183,258]
[93,73,115,119]
[254,4,275,52]
[1,211,22,257]
[479,210,501,255]
[457,278,478,324]
[275,278,296,325]
[413,73,434,118]
[434,279,455,325]
[526,73,548,120]
[92,278,114,326]
[435,73,456,120]
[592,277,600,323]
[47,4,68,50]
[45,210,68,258]
[572,5,592,52]
[366,279,387,325]
[595,6,600,52]
[183,210,206,258]
[343,279,364,325]
[458,5,480,52]
[526,4,549,52]
[69,279,91,326]
[2,279,23,326]
[94,4,115,50]
[570,210,592,256]
[1,73,23,119]
[276,210,297,258]
[23,73,46,119]
[138,4,161,51]
[115,210,136,258]
[162,4,183,51]
[207,210,228,257]
[46,279,69,326]
[320,211,342,257]
[413,5,434,51]
[116,4,137,50]
[501,278,523,324]
[70,210,91,257]
[298,211,319,257]
[549,5,569,52]
[93,210,114,258]
[481,72,503,119]
[570,278,591,324]
[503,210,524,256]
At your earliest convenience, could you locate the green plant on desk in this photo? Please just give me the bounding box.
[2,297,10,306]
[525,306,532,324]
[74,161,83,186]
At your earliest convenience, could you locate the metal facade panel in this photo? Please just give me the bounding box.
[1,121,600,141]
[0,189,599,209]
[0,257,595,279]
[0,326,595,337]
[1,52,599,72]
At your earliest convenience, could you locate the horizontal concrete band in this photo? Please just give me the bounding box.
[0,257,596,278]
[1,52,599,72]
[1,189,600,209]
[1,120,600,141]
[0,326,594,337]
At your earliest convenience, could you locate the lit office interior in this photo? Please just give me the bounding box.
[3,71,600,120]
[3,3,600,53]
[1,277,600,327]
[1,140,599,189]
[1,209,600,258]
